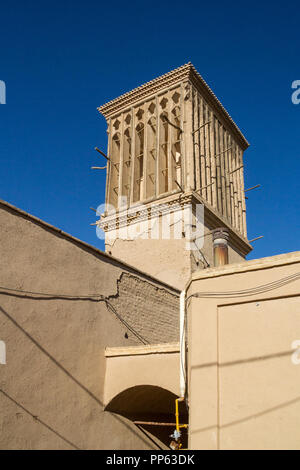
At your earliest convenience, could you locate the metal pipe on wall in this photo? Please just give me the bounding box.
[213,227,229,267]
[179,291,186,398]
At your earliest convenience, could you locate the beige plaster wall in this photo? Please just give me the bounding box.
[0,201,179,450]
[186,252,300,450]
[104,344,180,407]
[108,237,191,291]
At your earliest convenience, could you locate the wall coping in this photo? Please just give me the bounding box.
[0,198,180,295]
[105,342,180,357]
[187,251,300,286]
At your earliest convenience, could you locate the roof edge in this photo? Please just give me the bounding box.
[98,62,191,117]
[97,62,249,150]
[0,199,180,295]
[187,251,300,285]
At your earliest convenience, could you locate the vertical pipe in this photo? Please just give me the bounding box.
[180,290,186,398]
[213,228,229,267]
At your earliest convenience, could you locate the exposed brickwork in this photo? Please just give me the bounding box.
[108,273,179,344]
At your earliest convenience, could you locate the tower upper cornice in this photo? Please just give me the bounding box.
[97,62,249,151]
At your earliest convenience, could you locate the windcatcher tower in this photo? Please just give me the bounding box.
[97,63,252,289]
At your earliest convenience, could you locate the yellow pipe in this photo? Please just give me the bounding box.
[175,398,180,432]
[173,397,188,450]
[175,397,186,432]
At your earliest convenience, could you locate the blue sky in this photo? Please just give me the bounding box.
[0,0,299,260]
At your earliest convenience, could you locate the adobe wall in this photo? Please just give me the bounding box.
[0,200,179,450]
[187,251,300,450]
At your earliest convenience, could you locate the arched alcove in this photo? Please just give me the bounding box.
[105,385,188,448]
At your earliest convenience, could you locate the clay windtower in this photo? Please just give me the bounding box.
[97,63,252,289]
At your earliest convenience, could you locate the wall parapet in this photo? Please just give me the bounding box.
[105,342,180,357]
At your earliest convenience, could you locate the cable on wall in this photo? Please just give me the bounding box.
[0,285,149,345]
[180,271,300,401]
[186,272,300,302]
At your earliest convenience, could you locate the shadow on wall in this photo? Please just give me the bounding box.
[0,304,159,450]
[105,385,188,449]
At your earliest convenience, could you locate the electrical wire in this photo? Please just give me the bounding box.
[104,300,148,345]
[186,271,300,302]
[0,285,149,345]
[0,285,105,299]
[2,271,299,380]
[180,270,300,405]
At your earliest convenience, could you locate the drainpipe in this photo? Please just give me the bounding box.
[213,228,229,267]
[179,290,186,398]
